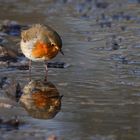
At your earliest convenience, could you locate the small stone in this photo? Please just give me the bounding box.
[111,41,120,50]
[95,0,109,9]
[47,135,57,140]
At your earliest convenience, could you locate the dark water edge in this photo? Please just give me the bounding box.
[0,0,140,140]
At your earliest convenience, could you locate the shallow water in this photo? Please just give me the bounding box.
[0,0,140,140]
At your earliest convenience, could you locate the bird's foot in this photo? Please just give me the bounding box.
[44,60,48,82]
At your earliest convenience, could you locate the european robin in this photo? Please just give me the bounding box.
[20,24,63,81]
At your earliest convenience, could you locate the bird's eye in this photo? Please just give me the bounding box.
[23,39,26,43]
[51,43,55,47]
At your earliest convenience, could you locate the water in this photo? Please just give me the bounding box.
[0,0,140,140]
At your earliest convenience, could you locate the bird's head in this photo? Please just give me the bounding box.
[21,24,64,55]
[46,26,64,55]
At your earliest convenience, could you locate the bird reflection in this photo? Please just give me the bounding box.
[19,80,62,119]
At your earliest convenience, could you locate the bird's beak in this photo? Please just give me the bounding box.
[60,49,64,55]
[55,46,64,55]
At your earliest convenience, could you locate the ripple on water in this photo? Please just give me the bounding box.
[0,0,140,140]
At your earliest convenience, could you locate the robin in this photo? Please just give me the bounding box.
[20,24,63,81]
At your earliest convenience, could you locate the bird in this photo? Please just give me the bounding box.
[20,24,63,81]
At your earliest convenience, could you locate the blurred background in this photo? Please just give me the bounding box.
[0,0,140,140]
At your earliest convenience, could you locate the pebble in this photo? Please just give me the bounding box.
[111,41,120,50]
[0,116,21,131]
[1,20,28,36]
[95,0,109,9]
[47,135,57,140]
[47,62,70,68]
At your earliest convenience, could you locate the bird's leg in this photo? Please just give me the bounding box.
[29,60,32,81]
[44,60,48,82]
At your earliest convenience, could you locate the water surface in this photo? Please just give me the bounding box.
[0,0,140,140]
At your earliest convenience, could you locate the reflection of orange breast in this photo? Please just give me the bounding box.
[32,92,51,109]
[32,91,60,109]
[31,41,59,59]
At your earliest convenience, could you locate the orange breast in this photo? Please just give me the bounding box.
[31,41,59,59]
[31,41,48,58]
